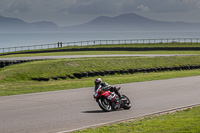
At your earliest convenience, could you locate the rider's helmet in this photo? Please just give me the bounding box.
[94,78,102,86]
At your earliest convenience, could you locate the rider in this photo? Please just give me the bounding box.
[94,78,122,108]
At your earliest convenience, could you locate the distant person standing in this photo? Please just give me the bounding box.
[57,42,60,48]
[57,42,62,48]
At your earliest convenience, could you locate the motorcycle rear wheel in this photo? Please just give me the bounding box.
[97,98,112,112]
[122,95,131,110]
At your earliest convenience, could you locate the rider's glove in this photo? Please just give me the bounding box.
[102,86,108,91]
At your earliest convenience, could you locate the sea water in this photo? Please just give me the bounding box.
[0,31,200,48]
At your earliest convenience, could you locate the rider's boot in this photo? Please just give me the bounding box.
[116,91,122,99]
[114,87,122,99]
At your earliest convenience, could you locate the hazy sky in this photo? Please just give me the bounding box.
[0,0,200,26]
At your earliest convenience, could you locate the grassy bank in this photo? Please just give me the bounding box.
[73,106,200,133]
[1,55,200,96]
[0,69,200,96]
[1,42,200,57]
[0,51,200,58]
[0,55,200,81]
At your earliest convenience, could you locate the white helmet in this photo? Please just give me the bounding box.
[94,78,102,86]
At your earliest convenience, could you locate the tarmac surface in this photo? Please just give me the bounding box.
[0,76,200,133]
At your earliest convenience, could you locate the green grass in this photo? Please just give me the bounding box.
[1,42,200,57]
[74,106,200,133]
[1,66,200,96]
[1,53,200,96]
[1,55,200,81]
[0,43,200,96]
[0,51,200,58]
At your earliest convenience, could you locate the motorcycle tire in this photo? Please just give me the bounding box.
[122,95,131,110]
[97,97,112,112]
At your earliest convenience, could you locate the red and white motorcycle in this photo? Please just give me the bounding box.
[93,86,131,112]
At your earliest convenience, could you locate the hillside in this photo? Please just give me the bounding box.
[1,13,200,32]
[0,15,59,31]
[65,13,200,31]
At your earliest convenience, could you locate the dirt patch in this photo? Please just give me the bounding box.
[64,62,79,67]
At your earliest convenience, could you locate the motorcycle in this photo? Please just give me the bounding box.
[93,86,131,112]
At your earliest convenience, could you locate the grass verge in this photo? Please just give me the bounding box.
[0,69,200,96]
[1,54,200,96]
[1,55,200,81]
[0,51,200,58]
[73,105,200,133]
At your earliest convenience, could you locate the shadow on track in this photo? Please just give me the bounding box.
[82,110,105,113]
[82,108,125,113]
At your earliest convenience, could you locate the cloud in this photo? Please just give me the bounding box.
[137,4,149,12]
[1,0,200,15]
[66,0,127,15]
[138,0,200,12]
[60,0,200,15]
[4,1,30,13]
[1,0,200,26]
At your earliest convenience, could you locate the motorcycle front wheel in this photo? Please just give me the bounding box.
[97,97,112,112]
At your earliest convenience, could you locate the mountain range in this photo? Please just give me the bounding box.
[0,15,59,32]
[1,13,200,32]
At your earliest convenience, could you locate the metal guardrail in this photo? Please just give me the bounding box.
[0,38,200,54]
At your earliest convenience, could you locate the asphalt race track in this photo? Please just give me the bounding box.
[0,76,200,133]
